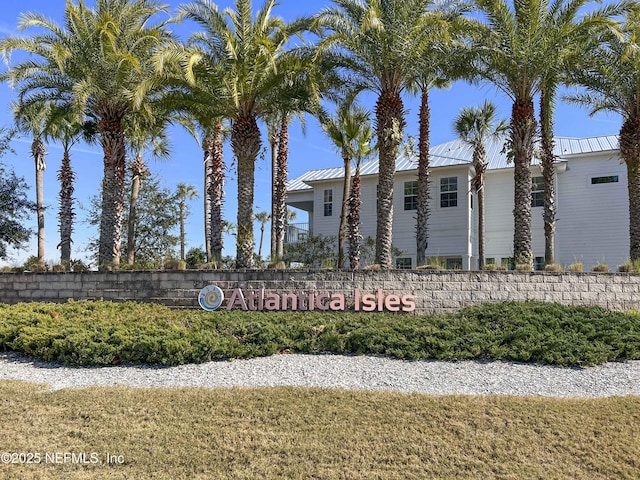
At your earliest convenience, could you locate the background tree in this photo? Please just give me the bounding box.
[12,101,49,267]
[0,129,34,260]
[87,171,180,269]
[453,100,507,269]
[254,211,270,260]
[175,183,199,261]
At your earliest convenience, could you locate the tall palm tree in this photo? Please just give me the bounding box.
[453,100,507,269]
[42,104,85,269]
[566,9,640,260]
[178,0,316,268]
[321,102,370,269]
[12,101,50,267]
[0,0,174,270]
[537,0,621,266]
[470,0,555,266]
[347,120,376,270]
[318,0,441,269]
[176,183,199,261]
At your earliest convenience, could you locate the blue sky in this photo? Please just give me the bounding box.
[0,0,622,267]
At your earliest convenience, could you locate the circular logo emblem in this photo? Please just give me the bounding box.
[198,285,225,311]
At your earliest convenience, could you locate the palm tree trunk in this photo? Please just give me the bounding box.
[472,147,487,270]
[620,114,640,261]
[348,160,362,269]
[98,116,127,270]
[416,88,430,267]
[232,113,261,268]
[510,98,536,267]
[32,137,46,267]
[180,201,186,261]
[258,224,265,258]
[57,149,75,269]
[338,155,352,269]
[270,124,279,261]
[274,117,289,261]
[210,122,225,264]
[203,133,214,262]
[540,89,556,266]
[126,155,146,266]
[375,88,405,269]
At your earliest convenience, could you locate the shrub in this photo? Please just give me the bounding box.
[544,263,564,272]
[568,263,583,273]
[592,263,609,273]
[0,300,639,367]
[515,263,533,271]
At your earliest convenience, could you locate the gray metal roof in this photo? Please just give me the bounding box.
[286,134,620,192]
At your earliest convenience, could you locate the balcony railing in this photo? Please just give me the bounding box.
[283,223,309,245]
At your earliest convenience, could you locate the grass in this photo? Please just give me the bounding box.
[1,300,640,366]
[0,381,638,479]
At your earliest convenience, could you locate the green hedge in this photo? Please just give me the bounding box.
[0,300,639,366]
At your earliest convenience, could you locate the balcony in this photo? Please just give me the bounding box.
[283,223,309,245]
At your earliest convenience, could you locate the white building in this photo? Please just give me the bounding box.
[285,135,628,271]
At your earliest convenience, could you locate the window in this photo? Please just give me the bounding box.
[531,176,544,207]
[404,181,418,210]
[323,189,333,216]
[440,177,458,208]
[485,257,495,266]
[591,175,619,185]
[396,258,412,269]
[501,257,513,270]
[534,257,545,271]
[446,257,463,270]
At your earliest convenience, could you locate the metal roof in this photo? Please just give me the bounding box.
[286,134,620,192]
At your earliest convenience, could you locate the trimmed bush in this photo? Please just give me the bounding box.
[0,300,639,367]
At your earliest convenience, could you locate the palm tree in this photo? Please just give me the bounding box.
[176,183,199,261]
[453,100,507,269]
[177,0,316,268]
[470,0,555,266]
[42,104,85,269]
[0,0,174,270]
[254,211,270,259]
[537,0,620,266]
[347,120,376,270]
[12,101,50,267]
[317,0,441,269]
[566,9,640,261]
[321,102,370,269]
[123,113,171,267]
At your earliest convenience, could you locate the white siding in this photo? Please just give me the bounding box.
[555,153,628,269]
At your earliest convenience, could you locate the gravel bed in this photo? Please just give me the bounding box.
[1,351,639,397]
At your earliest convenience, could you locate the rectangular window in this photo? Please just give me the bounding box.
[323,189,333,217]
[440,177,458,208]
[591,175,619,185]
[446,257,463,270]
[534,256,545,271]
[404,181,418,211]
[485,257,495,266]
[531,176,544,207]
[396,258,412,269]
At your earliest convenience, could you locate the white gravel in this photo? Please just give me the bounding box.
[1,352,639,397]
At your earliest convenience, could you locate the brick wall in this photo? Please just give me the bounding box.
[2,270,640,314]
